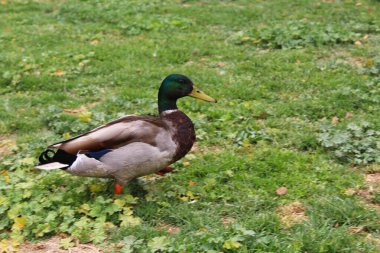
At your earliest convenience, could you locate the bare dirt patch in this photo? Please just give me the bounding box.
[156,222,181,235]
[348,172,380,197]
[0,136,16,156]
[277,201,307,228]
[348,170,380,250]
[364,233,380,249]
[347,171,380,213]
[365,173,380,183]
[19,236,103,253]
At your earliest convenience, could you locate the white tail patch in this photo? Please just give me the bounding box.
[35,162,68,170]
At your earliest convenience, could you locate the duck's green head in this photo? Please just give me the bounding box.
[158,74,216,113]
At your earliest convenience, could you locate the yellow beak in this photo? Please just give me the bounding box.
[188,86,217,103]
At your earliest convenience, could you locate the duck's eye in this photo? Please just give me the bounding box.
[178,79,185,84]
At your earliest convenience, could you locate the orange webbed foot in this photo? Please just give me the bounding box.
[114,183,123,195]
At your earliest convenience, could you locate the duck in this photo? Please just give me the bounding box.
[36,74,216,194]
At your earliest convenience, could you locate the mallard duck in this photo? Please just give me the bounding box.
[36,74,216,194]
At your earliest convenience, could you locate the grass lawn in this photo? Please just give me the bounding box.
[1,0,380,252]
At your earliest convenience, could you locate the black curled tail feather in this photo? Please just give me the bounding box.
[39,149,56,164]
[38,149,77,169]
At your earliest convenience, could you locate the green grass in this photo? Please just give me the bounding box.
[1,0,380,252]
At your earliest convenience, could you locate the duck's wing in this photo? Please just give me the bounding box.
[50,115,166,154]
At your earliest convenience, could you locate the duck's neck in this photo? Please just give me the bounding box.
[158,95,178,114]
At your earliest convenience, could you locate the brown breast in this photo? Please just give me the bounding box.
[161,110,195,162]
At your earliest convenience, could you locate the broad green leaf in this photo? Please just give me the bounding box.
[33,223,51,237]
[148,236,170,252]
[12,216,26,231]
[114,199,126,208]
[119,215,141,227]
[78,111,92,123]
[59,238,75,249]
[223,238,242,249]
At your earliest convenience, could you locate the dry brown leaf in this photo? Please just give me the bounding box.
[354,40,362,46]
[90,39,99,45]
[156,223,181,235]
[344,188,356,196]
[347,226,366,234]
[345,112,353,119]
[64,106,87,114]
[331,116,340,124]
[258,112,268,120]
[188,181,197,187]
[276,187,288,195]
[363,34,369,40]
[217,62,226,67]
[54,69,65,76]
[221,217,237,228]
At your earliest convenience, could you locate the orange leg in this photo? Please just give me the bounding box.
[155,166,174,176]
[114,183,123,195]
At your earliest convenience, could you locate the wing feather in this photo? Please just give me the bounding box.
[50,115,165,154]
